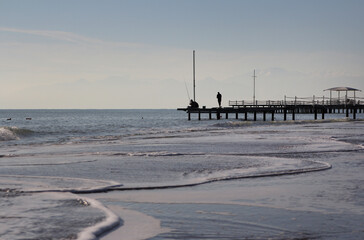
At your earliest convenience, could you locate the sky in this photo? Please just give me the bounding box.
[1,0,364,109]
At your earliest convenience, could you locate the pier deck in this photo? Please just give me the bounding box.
[177,103,364,121]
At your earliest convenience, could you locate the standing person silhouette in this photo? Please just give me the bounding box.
[217,92,222,108]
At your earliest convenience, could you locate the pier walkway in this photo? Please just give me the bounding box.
[178,97,364,121]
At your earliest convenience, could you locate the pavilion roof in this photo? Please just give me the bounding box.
[324,87,361,92]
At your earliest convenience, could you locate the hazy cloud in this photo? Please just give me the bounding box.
[0,27,103,44]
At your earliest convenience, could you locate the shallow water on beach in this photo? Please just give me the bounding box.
[0,109,363,239]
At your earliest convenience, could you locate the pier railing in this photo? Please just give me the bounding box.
[229,96,363,107]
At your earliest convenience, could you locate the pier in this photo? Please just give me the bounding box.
[179,51,363,121]
[178,94,364,121]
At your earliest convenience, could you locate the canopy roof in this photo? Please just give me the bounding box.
[324,87,361,92]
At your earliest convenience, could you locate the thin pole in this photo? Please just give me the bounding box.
[253,70,256,105]
[193,50,196,102]
[338,91,340,104]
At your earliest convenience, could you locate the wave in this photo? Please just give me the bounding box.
[0,126,34,141]
[103,160,332,192]
[0,158,331,195]
[115,151,188,157]
[0,159,98,167]
[212,118,362,128]
[0,175,122,194]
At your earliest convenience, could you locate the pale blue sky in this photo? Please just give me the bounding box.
[1,0,363,108]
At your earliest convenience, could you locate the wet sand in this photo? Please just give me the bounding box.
[95,150,364,240]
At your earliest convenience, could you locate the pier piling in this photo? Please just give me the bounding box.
[284,109,287,121]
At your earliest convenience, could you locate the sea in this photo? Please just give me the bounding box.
[0,109,363,240]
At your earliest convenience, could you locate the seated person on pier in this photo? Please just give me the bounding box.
[346,98,355,105]
[189,99,199,109]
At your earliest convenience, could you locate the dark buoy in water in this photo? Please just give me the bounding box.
[26,118,32,120]
[7,118,11,121]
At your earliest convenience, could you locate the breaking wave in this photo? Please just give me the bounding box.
[0,127,34,141]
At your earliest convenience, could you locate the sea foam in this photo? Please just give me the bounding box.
[77,197,121,240]
[0,127,20,141]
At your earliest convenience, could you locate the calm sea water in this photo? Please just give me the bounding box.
[0,109,363,239]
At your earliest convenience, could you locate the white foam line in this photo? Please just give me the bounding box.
[100,205,171,240]
[0,174,122,193]
[77,198,121,240]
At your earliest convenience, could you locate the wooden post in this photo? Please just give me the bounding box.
[188,112,191,121]
[198,111,201,121]
[245,112,248,121]
[292,109,295,120]
[353,108,356,120]
[346,107,349,117]
[217,109,221,120]
[271,111,274,121]
[235,112,238,119]
[254,111,257,121]
[226,112,228,119]
[284,109,287,121]
[263,111,266,121]
[314,108,317,120]
[209,111,212,120]
[322,108,325,119]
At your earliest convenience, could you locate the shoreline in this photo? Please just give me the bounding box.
[91,148,364,240]
[99,205,170,240]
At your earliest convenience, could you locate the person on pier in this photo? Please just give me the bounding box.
[217,92,222,108]
[189,99,199,108]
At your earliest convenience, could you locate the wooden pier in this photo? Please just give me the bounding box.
[178,102,364,121]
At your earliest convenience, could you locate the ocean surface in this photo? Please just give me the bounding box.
[0,109,363,239]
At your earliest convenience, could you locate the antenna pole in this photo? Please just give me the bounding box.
[253,69,257,105]
[193,50,196,102]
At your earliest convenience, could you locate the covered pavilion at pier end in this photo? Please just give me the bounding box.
[324,87,362,105]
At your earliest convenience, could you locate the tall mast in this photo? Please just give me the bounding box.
[253,69,257,105]
[193,50,196,102]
